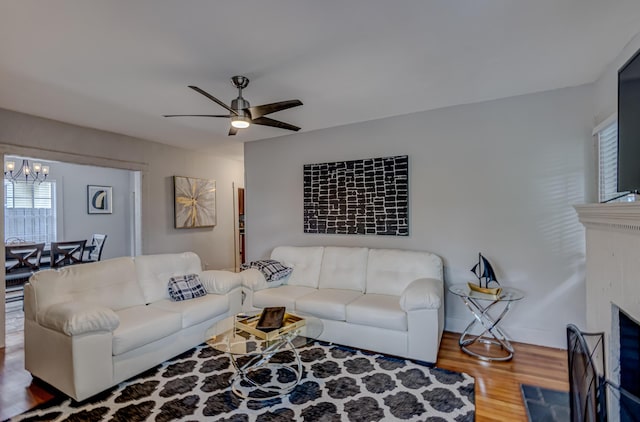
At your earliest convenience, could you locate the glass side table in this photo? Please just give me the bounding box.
[449,283,525,361]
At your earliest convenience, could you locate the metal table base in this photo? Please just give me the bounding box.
[458,295,515,361]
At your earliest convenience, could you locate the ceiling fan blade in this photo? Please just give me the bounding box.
[228,126,238,136]
[247,99,303,119]
[163,114,232,118]
[188,86,238,116]
[252,116,301,132]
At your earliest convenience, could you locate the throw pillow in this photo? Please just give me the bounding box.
[168,274,207,301]
[240,259,292,282]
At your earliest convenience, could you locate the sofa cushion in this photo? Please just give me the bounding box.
[318,247,368,292]
[366,249,443,296]
[271,246,324,288]
[253,285,317,310]
[113,305,182,356]
[150,294,229,328]
[29,257,145,312]
[346,294,407,332]
[135,252,203,304]
[295,289,362,321]
[167,274,207,301]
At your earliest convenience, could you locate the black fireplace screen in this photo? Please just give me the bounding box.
[566,324,607,422]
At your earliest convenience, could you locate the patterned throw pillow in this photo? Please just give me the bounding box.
[240,259,293,282]
[167,274,207,301]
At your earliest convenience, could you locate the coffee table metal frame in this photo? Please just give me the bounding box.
[207,311,322,400]
[449,284,524,362]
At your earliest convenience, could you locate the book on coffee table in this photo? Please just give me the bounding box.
[256,306,286,332]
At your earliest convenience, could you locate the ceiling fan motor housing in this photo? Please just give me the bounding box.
[231,97,250,116]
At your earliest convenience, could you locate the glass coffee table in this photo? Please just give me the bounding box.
[206,310,323,399]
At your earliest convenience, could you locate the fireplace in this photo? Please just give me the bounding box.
[612,306,640,420]
[574,203,640,421]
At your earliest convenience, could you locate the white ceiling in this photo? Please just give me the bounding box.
[1,1,640,161]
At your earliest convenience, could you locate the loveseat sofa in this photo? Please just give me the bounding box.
[241,246,444,363]
[24,252,242,401]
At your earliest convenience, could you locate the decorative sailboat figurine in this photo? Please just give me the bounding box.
[468,253,502,295]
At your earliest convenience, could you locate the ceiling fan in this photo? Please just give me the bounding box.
[164,76,303,136]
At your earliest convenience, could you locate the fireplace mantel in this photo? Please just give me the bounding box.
[574,202,640,232]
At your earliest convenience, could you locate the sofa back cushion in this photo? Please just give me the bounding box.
[366,249,443,296]
[318,247,368,292]
[135,252,203,304]
[270,246,324,288]
[29,257,145,311]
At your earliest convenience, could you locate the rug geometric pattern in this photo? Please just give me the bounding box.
[9,341,475,422]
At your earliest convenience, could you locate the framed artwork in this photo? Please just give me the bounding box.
[173,176,216,229]
[303,155,409,236]
[87,185,113,214]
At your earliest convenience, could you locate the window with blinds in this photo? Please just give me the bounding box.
[4,179,57,244]
[598,121,619,202]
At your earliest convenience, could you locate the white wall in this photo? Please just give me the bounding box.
[244,85,595,348]
[0,108,244,346]
[52,160,133,260]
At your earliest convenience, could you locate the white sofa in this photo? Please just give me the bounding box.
[241,246,444,363]
[23,252,242,401]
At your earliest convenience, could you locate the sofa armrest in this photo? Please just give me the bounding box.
[240,268,270,291]
[38,301,120,336]
[399,278,443,311]
[199,270,242,294]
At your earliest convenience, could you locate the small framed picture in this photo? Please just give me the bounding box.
[87,185,113,214]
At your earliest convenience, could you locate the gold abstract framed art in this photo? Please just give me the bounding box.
[173,176,216,229]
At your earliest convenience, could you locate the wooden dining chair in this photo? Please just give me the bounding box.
[50,240,87,268]
[84,234,107,262]
[5,243,45,302]
[5,242,45,275]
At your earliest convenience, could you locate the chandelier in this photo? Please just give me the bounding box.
[4,159,50,183]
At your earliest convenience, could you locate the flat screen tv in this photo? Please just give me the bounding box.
[618,47,640,193]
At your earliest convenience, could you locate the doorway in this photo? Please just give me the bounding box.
[233,183,245,272]
[2,154,143,347]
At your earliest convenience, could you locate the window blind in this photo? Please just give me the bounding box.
[4,180,57,244]
[598,121,618,202]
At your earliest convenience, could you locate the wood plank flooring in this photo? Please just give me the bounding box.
[0,311,568,421]
[436,331,568,422]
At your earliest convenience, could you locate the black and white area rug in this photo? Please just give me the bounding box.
[10,342,475,422]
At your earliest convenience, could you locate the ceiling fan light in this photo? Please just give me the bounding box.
[231,116,250,129]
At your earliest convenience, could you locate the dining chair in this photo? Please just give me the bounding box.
[84,234,107,262]
[50,240,87,268]
[5,242,45,302]
[5,242,45,275]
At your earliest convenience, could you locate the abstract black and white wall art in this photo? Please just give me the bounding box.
[303,155,409,236]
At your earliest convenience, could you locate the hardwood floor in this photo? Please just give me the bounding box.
[437,331,568,422]
[0,309,568,421]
